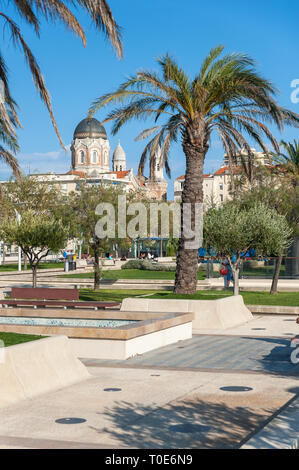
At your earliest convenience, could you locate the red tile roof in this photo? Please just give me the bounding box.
[104,171,130,179]
[213,166,229,175]
[67,170,86,178]
[176,173,212,180]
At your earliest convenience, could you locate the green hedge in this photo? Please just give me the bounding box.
[121,259,176,272]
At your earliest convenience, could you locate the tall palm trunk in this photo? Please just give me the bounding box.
[93,239,102,291]
[174,137,206,294]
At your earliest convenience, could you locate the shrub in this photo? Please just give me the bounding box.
[121,259,176,272]
[121,259,144,270]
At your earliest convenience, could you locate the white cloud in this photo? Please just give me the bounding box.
[0,145,72,180]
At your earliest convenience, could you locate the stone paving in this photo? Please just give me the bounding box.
[0,312,297,448]
[82,334,299,377]
[0,367,297,449]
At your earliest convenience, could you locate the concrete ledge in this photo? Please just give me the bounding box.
[241,397,299,449]
[0,336,90,408]
[71,322,192,360]
[121,295,253,330]
[0,311,193,340]
[248,304,299,315]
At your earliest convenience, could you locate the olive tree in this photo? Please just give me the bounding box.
[0,210,68,287]
[203,202,292,295]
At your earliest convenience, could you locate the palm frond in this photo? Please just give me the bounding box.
[0,13,65,149]
[0,145,20,177]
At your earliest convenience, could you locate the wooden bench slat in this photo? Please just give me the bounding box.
[11,287,79,301]
[1,299,120,308]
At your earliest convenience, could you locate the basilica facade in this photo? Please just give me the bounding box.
[31,117,168,200]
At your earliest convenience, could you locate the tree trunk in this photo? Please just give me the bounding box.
[23,250,27,270]
[232,267,240,296]
[270,255,282,294]
[174,133,207,294]
[93,240,102,291]
[32,265,37,288]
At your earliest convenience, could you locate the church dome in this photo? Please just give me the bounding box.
[113,140,126,161]
[74,117,107,140]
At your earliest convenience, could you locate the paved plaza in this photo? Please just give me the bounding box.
[0,313,297,449]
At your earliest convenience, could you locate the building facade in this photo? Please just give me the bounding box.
[174,148,270,206]
[30,117,168,200]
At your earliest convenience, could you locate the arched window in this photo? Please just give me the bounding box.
[157,163,160,171]
[92,150,97,163]
[80,150,85,164]
[119,165,122,171]
[115,165,118,171]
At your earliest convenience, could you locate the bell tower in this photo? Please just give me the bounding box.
[145,146,168,200]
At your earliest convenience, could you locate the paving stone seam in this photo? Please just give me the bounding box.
[84,363,299,377]
[237,393,299,449]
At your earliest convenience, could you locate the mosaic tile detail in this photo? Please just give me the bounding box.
[0,316,137,329]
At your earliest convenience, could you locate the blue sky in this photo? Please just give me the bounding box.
[1,0,299,198]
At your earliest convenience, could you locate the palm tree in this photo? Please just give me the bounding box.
[0,0,122,153]
[0,81,20,178]
[272,140,299,178]
[271,140,299,291]
[90,46,299,294]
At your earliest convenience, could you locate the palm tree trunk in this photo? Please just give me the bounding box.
[270,255,282,294]
[93,240,102,291]
[174,138,206,294]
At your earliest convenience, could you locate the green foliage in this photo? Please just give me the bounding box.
[204,201,292,260]
[121,259,144,270]
[78,288,299,307]
[166,238,178,256]
[121,259,176,272]
[0,1,122,155]
[90,46,299,181]
[0,210,68,262]
[0,332,44,347]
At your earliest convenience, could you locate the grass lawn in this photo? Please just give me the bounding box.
[0,332,45,347]
[79,288,156,303]
[0,262,64,272]
[242,265,286,277]
[79,288,299,307]
[64,269,207,280]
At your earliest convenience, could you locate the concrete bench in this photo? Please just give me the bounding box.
[0,336,89,408]
[121,295,253,329]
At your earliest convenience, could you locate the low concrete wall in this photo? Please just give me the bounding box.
[0,336,90,408]
[121,296,253,329]
[248,305,299,315]
[71,322,192,360]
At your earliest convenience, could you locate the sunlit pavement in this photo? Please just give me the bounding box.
[0,314,297,449]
